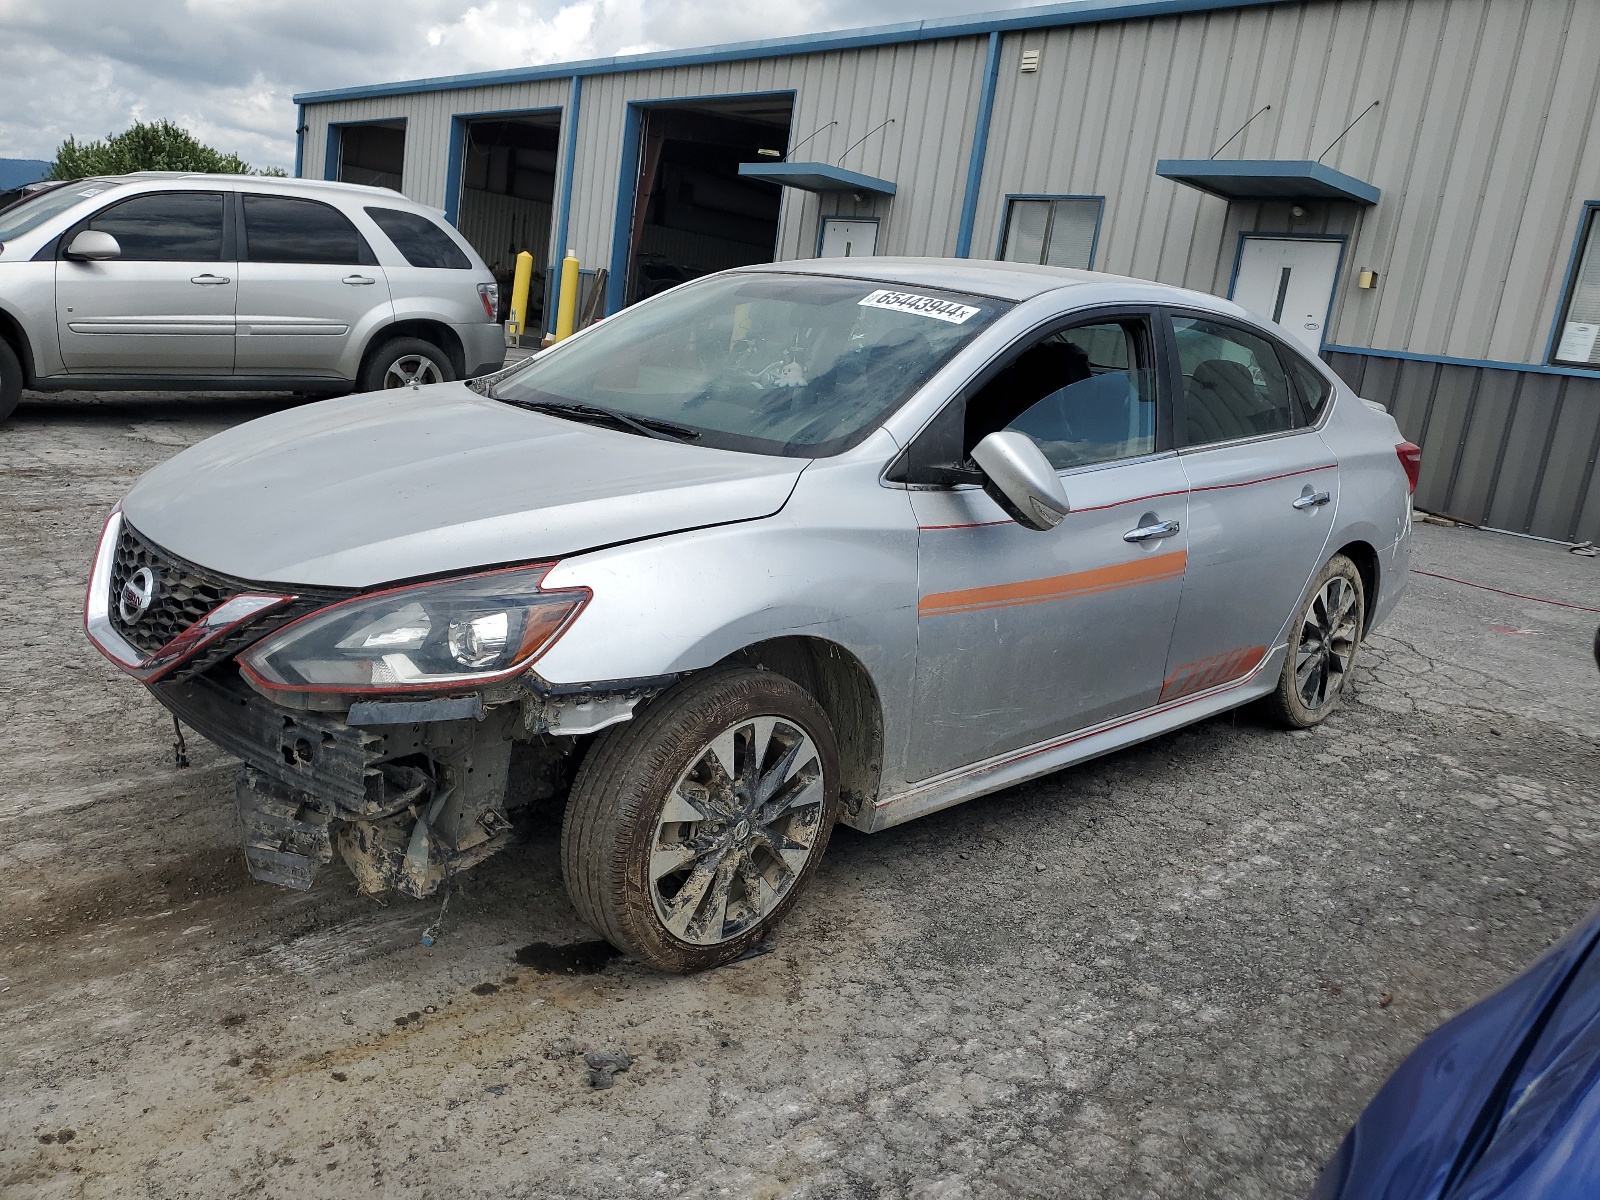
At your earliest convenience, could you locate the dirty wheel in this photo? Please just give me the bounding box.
[1264,553,1365,728]
[0,338,22,424]
[561,668,841,973]
[359,337,454,392]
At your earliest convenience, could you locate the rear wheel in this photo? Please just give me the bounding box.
[359,337,454,392]
[561,668,841,973]
[1264,553,1365,728]
[0,338,23,423]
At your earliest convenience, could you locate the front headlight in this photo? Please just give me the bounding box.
[238,564,587,695]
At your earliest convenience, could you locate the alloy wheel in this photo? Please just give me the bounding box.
[382,354,444,388]
[649,716,826,946]
[1295,575,1360,710]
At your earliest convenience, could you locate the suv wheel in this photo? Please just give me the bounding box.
[0,339,23,423]
[561,668,841,973]
[360,337,455,392]
[1264,553,1366,728]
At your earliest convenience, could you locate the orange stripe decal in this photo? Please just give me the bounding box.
[1159,645,1267,702]
[918,550,1187,616]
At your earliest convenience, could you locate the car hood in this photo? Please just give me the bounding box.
[120,383,807,588]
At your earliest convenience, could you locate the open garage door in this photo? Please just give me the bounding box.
[456,113,561,326]
[625,97,792,305]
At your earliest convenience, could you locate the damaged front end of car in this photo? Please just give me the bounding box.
[85,508,666,897]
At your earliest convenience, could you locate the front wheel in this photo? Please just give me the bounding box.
[359,336,455,392]
[1264,553,1365,728]
[561,668,841,973]
[0,338,23,424]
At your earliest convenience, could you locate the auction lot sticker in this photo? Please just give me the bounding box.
[859,289,981,324]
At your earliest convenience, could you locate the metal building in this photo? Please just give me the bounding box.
[294,0,1600,544]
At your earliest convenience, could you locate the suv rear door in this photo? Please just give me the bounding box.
[55,189,236,375]
[235,193,393,378]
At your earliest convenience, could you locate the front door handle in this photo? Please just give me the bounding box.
[342,274,376,286]
[1124,519,1181,542]
[190,273,231,285]
[1293,490,1332,510]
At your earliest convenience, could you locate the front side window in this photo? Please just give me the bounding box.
[83,192,225,261]
[492,272,1009,457]
[1172,315,1297,447]
[964,318,1157,470]
[244,195,371,265]
[365,206,470,269]
[999,197,1102,269]
[1552,207,1600,368]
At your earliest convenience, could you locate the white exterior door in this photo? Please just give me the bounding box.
[818,218,877,258]
[1231,237,1341,353]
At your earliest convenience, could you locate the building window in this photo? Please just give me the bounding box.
[1553,205,1600,369]
[999,196,1102,269]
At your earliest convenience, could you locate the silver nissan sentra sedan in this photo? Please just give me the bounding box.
[86,258,1417,972]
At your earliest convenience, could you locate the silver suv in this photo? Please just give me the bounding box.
[0,172,504,421]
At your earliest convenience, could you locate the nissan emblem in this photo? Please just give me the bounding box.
[118,566,156,623]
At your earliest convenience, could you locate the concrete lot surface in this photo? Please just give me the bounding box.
[2,390,1598,1199]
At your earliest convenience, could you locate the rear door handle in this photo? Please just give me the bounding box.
[1293,490,1332,509]
[343,274,376,286]
[1124,519,1181,542]
[190,273,231,285]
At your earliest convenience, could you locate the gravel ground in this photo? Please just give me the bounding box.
[1,389,1597,1200]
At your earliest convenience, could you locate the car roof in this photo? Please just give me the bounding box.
[82,172,403,200]
[742,255,1241,310]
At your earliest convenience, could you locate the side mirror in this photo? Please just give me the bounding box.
[971,431,1069,531]
[65,230,121,261]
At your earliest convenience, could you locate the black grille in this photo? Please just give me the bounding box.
[111,522,237,656]
[110,521,349,677]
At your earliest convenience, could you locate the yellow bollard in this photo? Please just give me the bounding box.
[507,251,534,342]
[554,249,580,342]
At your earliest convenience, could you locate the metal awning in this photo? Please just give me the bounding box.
[1155,159,1379,206]
[737,161,897,197]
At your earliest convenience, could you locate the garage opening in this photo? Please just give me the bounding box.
[625,97,793,305]
[456,112,562,325]
[335,121,405,191]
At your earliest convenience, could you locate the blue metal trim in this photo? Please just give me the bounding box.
[814,215,882,258]
[294,104,305,178]
[443,117,467,224]
[1323,343,1600,380]
[993,194,1105,265]
[1226,231,1347,351]
[551,76,583,334]
[1544,200,1600,366]
[607,103,645,316]
[293,0,1287,104]
[956,31,1003,258]
[1156,158,1380,206]
[737,161,896,196]
[323,125,340,183]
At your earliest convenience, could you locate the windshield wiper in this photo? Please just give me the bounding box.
[501,399,700,443]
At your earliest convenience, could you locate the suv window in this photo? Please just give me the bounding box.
[1279,345,1332,423]
[365,206,470,269]
[82,192,224,261]
[965,317,1157,469]
[243,195,372,265]
[1171,314,1295,446]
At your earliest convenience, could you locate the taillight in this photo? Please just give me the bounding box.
[477,282,499,320]
[1396,441,1422,494]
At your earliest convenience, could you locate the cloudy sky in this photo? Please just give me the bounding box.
[0,0,1051,172]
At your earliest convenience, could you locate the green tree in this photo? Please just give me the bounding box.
[47,119,286,180]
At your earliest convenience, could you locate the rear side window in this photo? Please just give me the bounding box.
[243,195,372,265]
[1171,315,1296,446]
[1279,347,1332,423]
[84,192,224,261]
[364,206,470,269]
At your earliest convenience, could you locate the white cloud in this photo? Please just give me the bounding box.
[0,0,1047,170]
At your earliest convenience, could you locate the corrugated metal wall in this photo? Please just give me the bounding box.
[1329,351,1600,543]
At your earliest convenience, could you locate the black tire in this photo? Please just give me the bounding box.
[0,338,23,424]
[1263,553,1366,729]
[561,668,841,973]
[358,336,455,392]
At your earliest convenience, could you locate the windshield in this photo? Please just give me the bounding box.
[0,180,115,245]
[492,272,1010,457]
